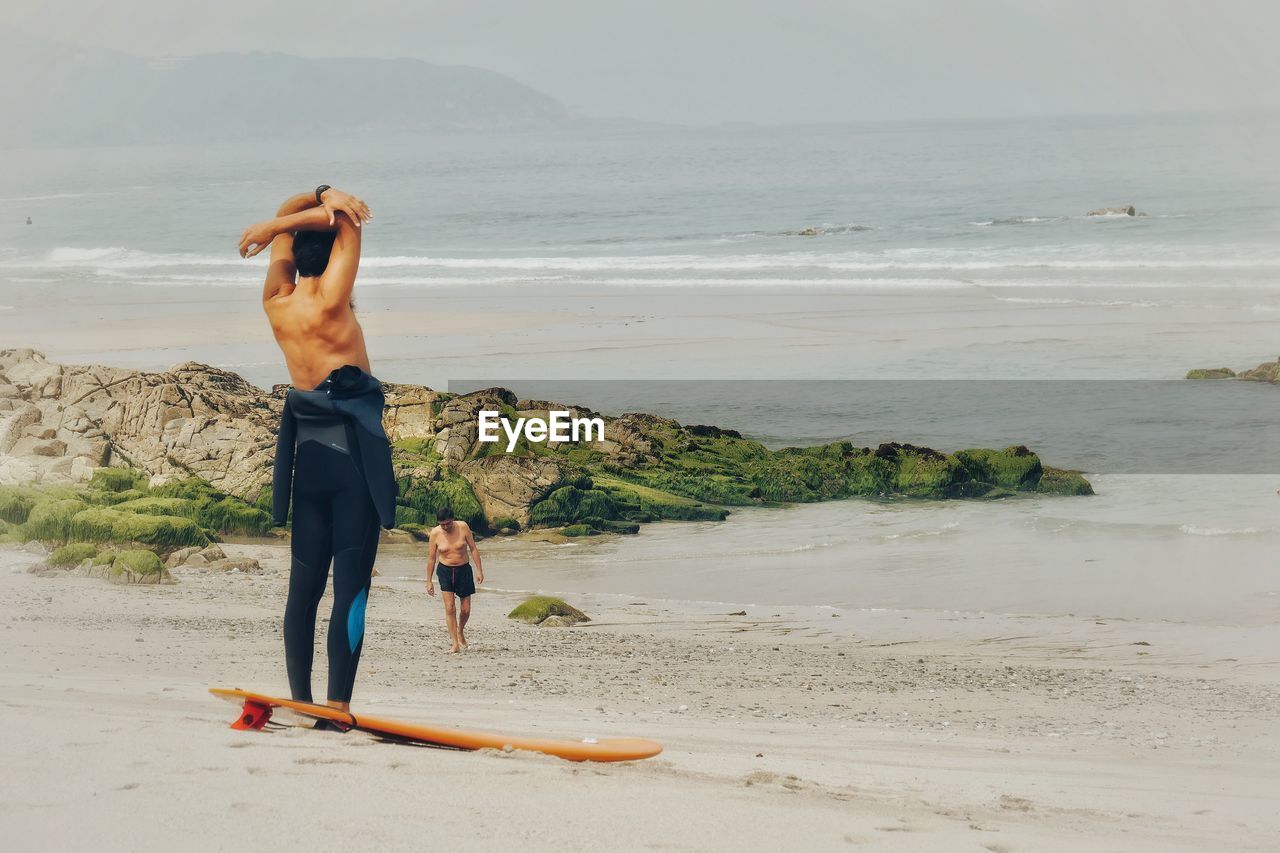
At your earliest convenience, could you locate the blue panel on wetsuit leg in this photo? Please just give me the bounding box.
[347,587,368,653]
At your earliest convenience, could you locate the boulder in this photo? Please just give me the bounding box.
[21,539,48,556]
[197,543,227,561]
[381,528,415,545]
[456,455,564,529]
[107,548,173,585]
[205,557,261,573]
[1087,205,1137,216]
[47,541,98,567]
[507,596,591,626]
[381,385,442,441]
[29,438,67,457]
[164,546,202,568]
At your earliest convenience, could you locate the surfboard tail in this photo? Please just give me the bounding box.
[229,698,273,731]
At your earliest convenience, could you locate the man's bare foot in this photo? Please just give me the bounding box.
[447,644,461,654]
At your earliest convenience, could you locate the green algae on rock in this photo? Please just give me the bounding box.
[108,548,172,585]
[507,596,591,626]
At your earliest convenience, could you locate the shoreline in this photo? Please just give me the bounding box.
[3,541,1277,850]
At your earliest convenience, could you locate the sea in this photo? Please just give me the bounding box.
[1,112,1278,625]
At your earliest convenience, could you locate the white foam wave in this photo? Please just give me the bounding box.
[6,245,1280,284]
[789,542,834,552]
[1179,524,1267,537]
[3,247,246,270]
[996,296,1159,308]
[972,216,1064,226]
[0,192,92,202]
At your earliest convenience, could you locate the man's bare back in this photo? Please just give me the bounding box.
[239,187,374,390]
[265,290,372,390]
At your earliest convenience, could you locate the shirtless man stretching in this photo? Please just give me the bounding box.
[426,507,485,653]
[239,186,398,714]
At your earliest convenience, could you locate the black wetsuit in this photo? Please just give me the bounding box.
[272,364,398,704]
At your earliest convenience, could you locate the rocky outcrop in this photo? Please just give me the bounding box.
[1186,358,1279,383]
[1237,359,1280,383]
[29,543,175,584]
[456,455,563,529]
[0,349,576,530]
[0,348,278,496]
[382,384,444,441]
[2,349,1094,540]
[1186,368,1236,380]
[1087,205,1143,217]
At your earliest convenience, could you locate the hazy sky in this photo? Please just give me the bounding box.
[11,0,1280,124]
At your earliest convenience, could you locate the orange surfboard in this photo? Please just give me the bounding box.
[210,688,663,763]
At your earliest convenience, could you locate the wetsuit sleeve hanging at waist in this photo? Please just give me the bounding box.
[271,401,297,526]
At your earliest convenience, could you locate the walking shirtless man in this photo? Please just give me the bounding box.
[426,507,485,653]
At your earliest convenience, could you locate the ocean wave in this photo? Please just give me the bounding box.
[972,216,1066,227]
[1179,524,1268,537]
[788,542,834,552]
[882,521,961,541]
[995,296,1159,308]
[781,224,876,237]
[6,245,1280,281]
[0,192,92,203]
[4,247,245,270]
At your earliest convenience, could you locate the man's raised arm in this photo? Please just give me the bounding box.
[239,188,372,259]
[239,188,373,303]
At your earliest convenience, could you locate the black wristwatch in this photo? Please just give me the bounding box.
[315,184,331,204]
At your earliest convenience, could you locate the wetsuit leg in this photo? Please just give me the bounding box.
[283,441,335,703]
[325,482,380,703]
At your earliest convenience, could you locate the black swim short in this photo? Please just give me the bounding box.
[436,562,476,598]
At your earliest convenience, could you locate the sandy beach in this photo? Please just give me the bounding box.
[3,538,1276,852]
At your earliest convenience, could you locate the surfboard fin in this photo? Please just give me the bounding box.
[230,699,273,731]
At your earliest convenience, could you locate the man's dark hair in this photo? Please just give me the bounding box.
[293,230,337,277]
[436,506,455,521]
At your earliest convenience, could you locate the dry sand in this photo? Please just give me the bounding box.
[2,540,1277,852]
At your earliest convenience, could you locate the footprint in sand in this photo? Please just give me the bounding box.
[997,794,1035,812]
